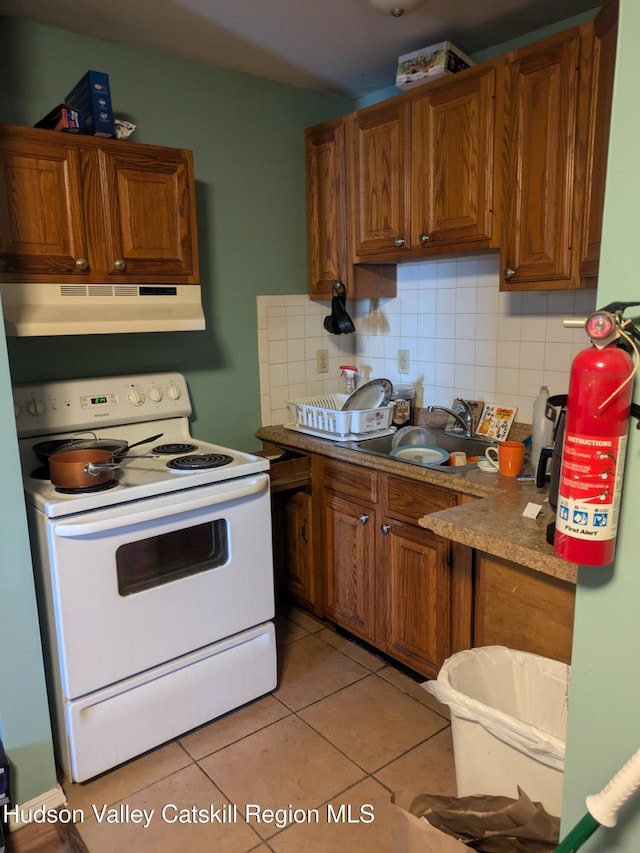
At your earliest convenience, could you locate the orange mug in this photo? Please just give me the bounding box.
[485,441,525,477]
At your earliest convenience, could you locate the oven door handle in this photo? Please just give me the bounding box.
[52,474,269,538]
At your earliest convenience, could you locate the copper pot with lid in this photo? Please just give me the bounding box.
[49,449,118,489]
[48,448,159,489]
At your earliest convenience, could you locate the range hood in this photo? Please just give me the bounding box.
[0,282,206,336]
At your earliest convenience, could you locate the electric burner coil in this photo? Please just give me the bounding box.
[167,453,234,471]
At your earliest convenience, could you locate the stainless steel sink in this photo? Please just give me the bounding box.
[348,428,497,472]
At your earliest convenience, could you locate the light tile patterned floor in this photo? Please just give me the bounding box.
[12,607,456,852]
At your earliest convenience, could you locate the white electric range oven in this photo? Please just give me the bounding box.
[13,372,276,782]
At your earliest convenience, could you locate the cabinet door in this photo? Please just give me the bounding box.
[322,492,376,642]
[411,64,497,252]
[306,119,350,298]
[501,27,583,289]
[377,519,451,678]
[282,490,315,610]
[474,553,575,664]
[0,135,88,278]
[580,0,618,281]
[98,145,199,281]
[352,99,410,258]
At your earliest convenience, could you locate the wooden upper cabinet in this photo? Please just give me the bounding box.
[0,134,88,277]
[305,118,350,298]
[500,25,593,290]
[0,125,199,284]
[410,63,500,253]
[304,15,616,292]
[98,145,198,280]
[352,99,411,258]
[580,0,618,281]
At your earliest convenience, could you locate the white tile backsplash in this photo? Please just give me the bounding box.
[257,252,597,427]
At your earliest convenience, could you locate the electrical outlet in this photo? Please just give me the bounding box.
[397,349,410,374]
[316,349,329,374]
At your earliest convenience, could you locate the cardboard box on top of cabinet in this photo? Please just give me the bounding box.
[396,41,474,91]
[65,70,115,137]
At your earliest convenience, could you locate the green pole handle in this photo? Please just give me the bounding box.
[555,812,601,852]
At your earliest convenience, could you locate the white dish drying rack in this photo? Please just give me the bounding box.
[285,393,395,441]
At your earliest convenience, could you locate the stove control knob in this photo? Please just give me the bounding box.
[166,384,182,401]
[127,387,145,407]
[148,386,163,403]
[27,398,45,417]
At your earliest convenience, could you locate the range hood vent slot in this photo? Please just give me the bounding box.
[60,285,88,297]
[114,286,138,296]
[88,285,113,297]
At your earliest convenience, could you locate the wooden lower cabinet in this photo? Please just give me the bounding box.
[320,459,459,677]
[473,552,576,664]
[264,450,318,613]
[280,490,315,611]
[323,491,376,642]
[377,519,451,676]
[273,452,576,676]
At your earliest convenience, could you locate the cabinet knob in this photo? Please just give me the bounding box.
[503,266,516,281]
[381,523,391,534]
[114,258,127,272]
[358,513,369,524]
[394,237,406,248]
[419,233,433,246]
[75,257,89,271]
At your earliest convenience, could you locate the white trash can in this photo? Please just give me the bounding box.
[424,646,569,816]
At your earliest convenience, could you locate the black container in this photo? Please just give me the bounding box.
[535,394,568,544]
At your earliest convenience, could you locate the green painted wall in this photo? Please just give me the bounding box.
[0,15,351,807]
[0,297,57,804]
[0,16,351,452]
[561,1,640,848]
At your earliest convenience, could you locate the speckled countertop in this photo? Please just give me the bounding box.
[256,425,578,585]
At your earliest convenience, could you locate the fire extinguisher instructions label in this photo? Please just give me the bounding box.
[556,432,627,542]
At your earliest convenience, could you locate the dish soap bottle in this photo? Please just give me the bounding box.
[340,365,359,396]
[531,385,555,470]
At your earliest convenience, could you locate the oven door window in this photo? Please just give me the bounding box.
[116,519,229,595]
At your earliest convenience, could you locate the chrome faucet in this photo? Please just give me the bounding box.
[426,398,474,438]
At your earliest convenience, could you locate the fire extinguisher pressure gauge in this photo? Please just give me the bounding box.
[586,311,618,348]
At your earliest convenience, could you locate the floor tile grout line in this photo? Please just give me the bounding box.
[369,722,452,782]
[62,755,198,814]
[181,762,266,848]
[291,698,451,782]
[274,666,373,713]
[262,771,383,846]
[180,701,294,763]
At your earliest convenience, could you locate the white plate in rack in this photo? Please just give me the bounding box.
[341,378,393,411]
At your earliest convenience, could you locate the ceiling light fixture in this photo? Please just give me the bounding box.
[366,0,428,17]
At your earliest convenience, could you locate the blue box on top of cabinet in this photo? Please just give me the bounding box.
[65,70,115,137]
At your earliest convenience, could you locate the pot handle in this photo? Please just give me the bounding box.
[84,462,121,476]
[84,453,159,475]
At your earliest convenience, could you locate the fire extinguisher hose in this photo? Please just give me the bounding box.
[555,746,640,851]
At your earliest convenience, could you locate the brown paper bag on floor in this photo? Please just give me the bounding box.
[390,803,469,852]
[392,787,560,853]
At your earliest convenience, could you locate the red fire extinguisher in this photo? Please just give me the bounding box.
[555,307,638,566]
